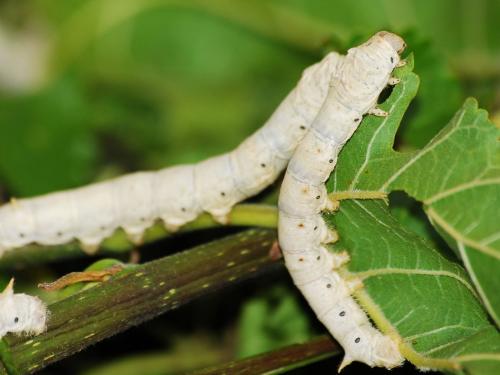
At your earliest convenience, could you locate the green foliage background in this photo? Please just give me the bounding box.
[1,0,498,198]
[0,1,498,374]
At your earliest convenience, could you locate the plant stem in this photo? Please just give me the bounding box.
[0,228,280,374]
[189,335,339,375]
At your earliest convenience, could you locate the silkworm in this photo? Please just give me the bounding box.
[0,278,47,339]
[278,31,406,369]
[0,51,344,256]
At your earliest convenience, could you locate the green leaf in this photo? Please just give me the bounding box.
[327,201,499,373]
[327,54,500,372]
[50,1,315,169]
[237,285,314,358]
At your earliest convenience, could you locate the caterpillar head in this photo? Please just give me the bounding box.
[342,31,406,113]
[355,31,406,75]
[376,31,406,55]
[0,279,48,339]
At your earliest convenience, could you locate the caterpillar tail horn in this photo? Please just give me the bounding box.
[338,355,353,372]
[1,278,14,296]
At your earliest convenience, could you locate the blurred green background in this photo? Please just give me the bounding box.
[0,0,498,198]
[0,0,498,374]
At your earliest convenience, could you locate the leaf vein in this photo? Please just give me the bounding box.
[457,241,500,325]
[380,107,468,191]
[424,177,500,205]
[405,325,477,341]
[427,207,499,259]
[393,309,416,327]
[420,336,470,356]
[354,268,477,298]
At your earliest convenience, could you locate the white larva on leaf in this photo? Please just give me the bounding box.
[0,279,47,339]
[278,31,406,370]
[0,51,344,257]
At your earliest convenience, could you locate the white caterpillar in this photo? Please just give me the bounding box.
[278,32,406,370]
[0,51,344,256]
[0,279,47,339]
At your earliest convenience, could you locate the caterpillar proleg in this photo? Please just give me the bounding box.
[0,279,47,339]
[278,31,406,370]
[0,51,344,256]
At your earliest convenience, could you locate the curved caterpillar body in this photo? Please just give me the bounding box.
[0,52,344,256]
[0,279,47,339]
[278,32,406,369]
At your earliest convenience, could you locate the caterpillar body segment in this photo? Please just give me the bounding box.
[0,52,344,256]
[278,31,406,370]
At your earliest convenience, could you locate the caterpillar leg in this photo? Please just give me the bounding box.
[163,222,181,233]
[211,212,230,225]
[125,230,145,246]
[396,59,407,67]
[324,198,340,212]
[331,250,350,269]
[80,241,101,255]
[345,277,364,293]
[388,77,400,85]
[324,228,339,244]
[367,106,388,117]
[268,240,283,261]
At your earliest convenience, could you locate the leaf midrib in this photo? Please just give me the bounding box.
[457,241,500,326]
[423,177,500,204]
